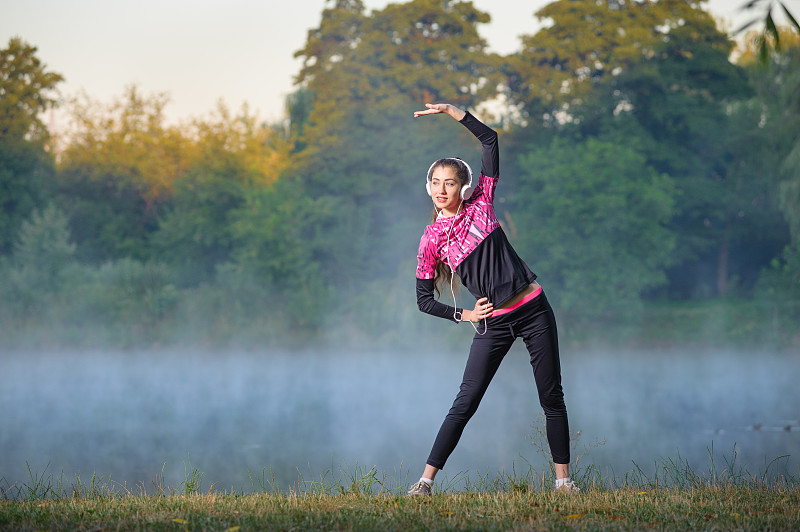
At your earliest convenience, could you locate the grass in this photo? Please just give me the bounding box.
[1,487,798,532]
[1,450,798,531]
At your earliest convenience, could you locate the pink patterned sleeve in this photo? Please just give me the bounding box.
[415,228,437,279]
[469,174,498,205]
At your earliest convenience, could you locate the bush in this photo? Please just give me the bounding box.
[2,205,76,315]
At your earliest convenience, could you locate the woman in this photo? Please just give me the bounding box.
[408,102,579,495]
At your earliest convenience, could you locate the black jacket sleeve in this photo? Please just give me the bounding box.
[459,111,499,178]
[416,278,461,323]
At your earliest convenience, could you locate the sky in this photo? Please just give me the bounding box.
[0,0,782,127]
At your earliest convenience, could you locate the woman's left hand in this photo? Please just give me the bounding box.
[466,297,493,322]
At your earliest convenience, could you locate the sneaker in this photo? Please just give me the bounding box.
[407,480,433,497]
[554,480,580,493]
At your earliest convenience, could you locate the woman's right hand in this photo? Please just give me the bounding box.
[465,297,493,322]
[413,103,466,121]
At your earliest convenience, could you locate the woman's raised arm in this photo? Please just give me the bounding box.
[414,102,498,178]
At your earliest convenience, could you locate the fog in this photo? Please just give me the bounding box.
[1,347,797,494]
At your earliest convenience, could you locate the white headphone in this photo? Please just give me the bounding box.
[426,158,474,201]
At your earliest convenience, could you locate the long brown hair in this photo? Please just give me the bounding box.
[428,158,470,298]
[432,207,454,298]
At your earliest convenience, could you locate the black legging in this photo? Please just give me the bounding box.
[426,290,570,469]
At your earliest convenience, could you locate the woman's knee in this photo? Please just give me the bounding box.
[538,388,567,417]
[449,385,484,419]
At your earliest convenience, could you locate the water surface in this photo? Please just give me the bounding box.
[1,347,797,493]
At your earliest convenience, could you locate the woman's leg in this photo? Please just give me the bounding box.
[554,462,569,480]
[424,328,516,472]
[516,294,571,478]
[422,464,439,481]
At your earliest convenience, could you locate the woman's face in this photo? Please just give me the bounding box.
[430,165,462,216]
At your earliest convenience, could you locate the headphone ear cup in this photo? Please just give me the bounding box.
[425,160,437,197]
[461,185,473,200]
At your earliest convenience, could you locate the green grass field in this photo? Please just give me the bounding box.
[2,456,798,531]
[2,486,798,531]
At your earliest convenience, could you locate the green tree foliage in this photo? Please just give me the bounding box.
[766,46,800,239]
[743,38,800,299]
[757,243,800,306]
[510,3,772,298]
[0,139,56,255]
[75,259,179,343]
[0,37,62,255]
[508,0,717,123]
[733,29,800,236]
[152,163,249,285]
[285,87,313,152]
[513,137,675,322]
[600,22,765,297]
[3,205,75,313]
[188,101,290,185]
[57,89,290,265]
[0,37,63,141]
[295,0,501,123]
[56,86,192,262]
[225,183,319,327]
[152,103,290,284]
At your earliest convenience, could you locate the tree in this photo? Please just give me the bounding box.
[225,177,332,328]
[60,86,191,204]
[284,87,313,152]
[506,0,719,124]
[0,138,56,255]
[734,30,800,238]
[746,40,800,296]
[4,204,76,313]
[0,37,63,255]
[294,0,501,127]
[188,101,290,185]
[56,86,194,262]
[0,37,63,141]
[512,136,675,322]
[152,163,250,285]
[510,5,771,298]
[600,22,761,297]
[150,102,290,284]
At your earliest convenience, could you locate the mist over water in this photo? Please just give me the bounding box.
[1,347,797,493]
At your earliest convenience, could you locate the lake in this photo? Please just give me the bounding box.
[1,347,797,494]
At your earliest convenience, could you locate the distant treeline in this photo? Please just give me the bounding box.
[1,0,799,349]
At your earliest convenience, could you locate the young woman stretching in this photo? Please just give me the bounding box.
[407,102,579,495]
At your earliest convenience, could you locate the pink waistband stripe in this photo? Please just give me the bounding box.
[491,285,542,317]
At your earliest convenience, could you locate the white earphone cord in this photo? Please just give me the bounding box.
[442,202,487,335]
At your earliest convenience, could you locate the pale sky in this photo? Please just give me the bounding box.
[0,0,777,127]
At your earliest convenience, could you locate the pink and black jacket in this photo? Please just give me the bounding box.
[416,112,537,322]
